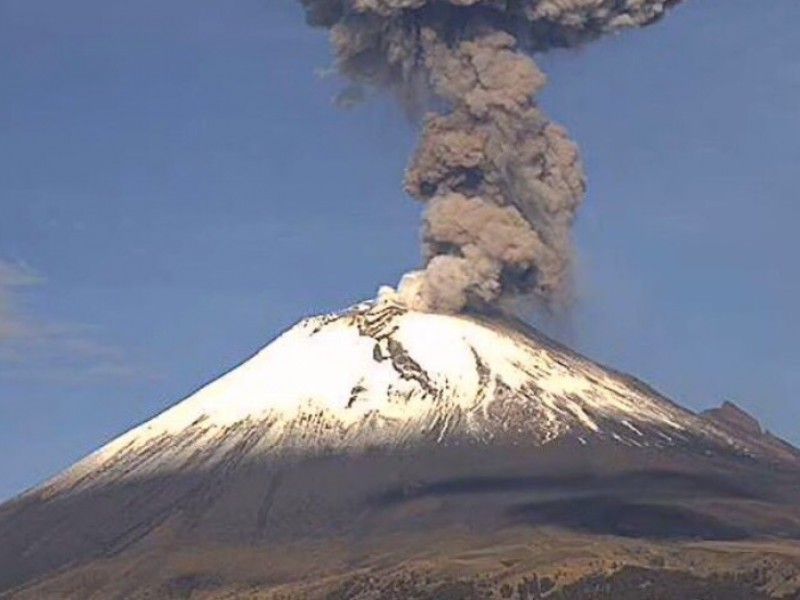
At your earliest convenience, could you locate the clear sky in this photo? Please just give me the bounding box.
[1,0,798,501]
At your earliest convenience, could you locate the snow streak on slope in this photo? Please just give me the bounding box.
[41,300,736,498]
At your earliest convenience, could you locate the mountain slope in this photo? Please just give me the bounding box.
[20,300,784,499]
[1,300,799,598]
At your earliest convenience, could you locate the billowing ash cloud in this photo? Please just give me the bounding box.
[298,0,683,313]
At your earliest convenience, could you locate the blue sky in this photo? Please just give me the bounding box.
[1,0,798,501]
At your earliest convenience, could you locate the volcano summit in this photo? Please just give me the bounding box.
[1,301,800,598]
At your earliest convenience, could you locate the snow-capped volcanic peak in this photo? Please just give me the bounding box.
[45,300,732,496]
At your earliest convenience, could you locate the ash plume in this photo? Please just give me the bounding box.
[298,0,683,313]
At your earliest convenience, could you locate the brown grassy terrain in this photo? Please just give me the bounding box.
[6,527,800,599]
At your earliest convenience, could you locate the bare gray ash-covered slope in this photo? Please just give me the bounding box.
[1,301,800,599]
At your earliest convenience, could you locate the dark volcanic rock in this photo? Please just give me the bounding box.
[704,401,764,436]
[703,401,800,464]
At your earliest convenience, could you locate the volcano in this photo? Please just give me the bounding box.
[2,301,800,599]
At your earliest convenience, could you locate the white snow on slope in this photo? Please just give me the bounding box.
[40,299,730,496]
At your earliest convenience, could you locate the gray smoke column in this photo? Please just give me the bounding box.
[298,0,683,313]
